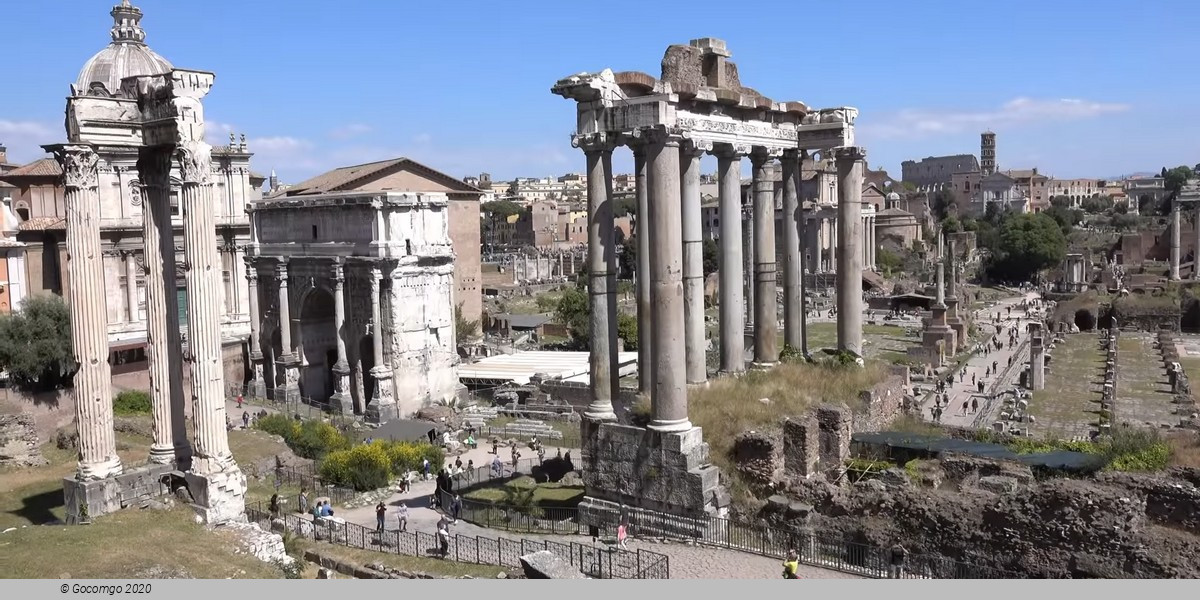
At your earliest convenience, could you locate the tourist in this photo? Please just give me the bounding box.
[375,502,386,533]
[511,446,521,470]
[236,394,243,409]
[971,397,979,414]
[782,549,800,579]
[242,411,250,428]
[971,373,976,386]
[961,401,969,416]
[427,428,437,445]
[450,494,462,522]
[617,520,629,550]
[455,456,463,470]
[466,459,475,481]
[888,543,908,578]
[465,433,477,449]
[269,493,280,518]
[422,457,431,481]
[538,445,546,465]
[437,521,450,557]
[492,439,499,455]
[491,455,503,478]
[298,488,308,515]
[397,502,409,532]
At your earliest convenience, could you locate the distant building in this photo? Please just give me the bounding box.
[1125,176,1167,214]
[1047,178,1102,207]
[901,154,980,190]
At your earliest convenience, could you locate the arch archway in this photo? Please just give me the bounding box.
[299,288,337,405]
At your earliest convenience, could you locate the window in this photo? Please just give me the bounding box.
[311,225,318,240]
[405,239,412,255]
[15,208,28,221]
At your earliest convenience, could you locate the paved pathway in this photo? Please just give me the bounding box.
[921,291,1043,429]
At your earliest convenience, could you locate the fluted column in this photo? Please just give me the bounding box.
[576,133,618,421]
[1170,201,1181,281]
[633,142,653,395]
[645,128,691,432]
[55,145,122,480]
[716,145,746,374]
[245,257,265,399]
[177,141,235,476]
[835,146,865,357]
[751,148,778,367]
[743,203,754,329]
[123,250,139,323]
[275,260,299,400]
[680,140,708,385]
[138,146,190,468]
[781,150,803,351]
[365,265,395,422]
[330,260,353,414]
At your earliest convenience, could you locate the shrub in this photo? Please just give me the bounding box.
[319,443,391,491]
[779,344,804,363]
[289,420,348,460]
[385,441,425,475]
[112,390,152,416]
[256,413,300,441]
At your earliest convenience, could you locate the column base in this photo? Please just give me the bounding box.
[330,391,354,415]
[247,378,267,400]
[686,380,710,390]
[750,360,778,371]
[647,417,693,433]
[148,444,175,465]
[183,466,247,526]
[365,367,395,423]
[77,455,124,482]
[583,404,618,422]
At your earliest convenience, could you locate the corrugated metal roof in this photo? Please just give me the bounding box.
[852,432,1106,472]
[459,350,638,385]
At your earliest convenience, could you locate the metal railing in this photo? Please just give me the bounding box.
[246,502,668,579]
[434,490,1023,579]
[244,463,357,507]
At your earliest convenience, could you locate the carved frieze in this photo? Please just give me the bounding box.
[56,146,100,189]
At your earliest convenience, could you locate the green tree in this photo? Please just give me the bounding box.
[613,195,636,218]
[1081,195,1114,214]
[1043,204,1083,235]
[454,303,480,345]
[0,295,75,393]
[617,313,638,351]
[702,239,719,276]
[555,286,590,342]
[988,213,1067,283]
[1164,165,1193,195]
[930,189,958,221]
[940,215,963,233]
[618,236,636,279]
[876,247,903,275]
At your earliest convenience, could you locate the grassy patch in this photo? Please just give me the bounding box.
[1008,427,1172,472]
[1030,333,1100,437]
[0,507,284,578]
[463,475,583,508]
[228,428,295,469]
[292,539,505,578]
[690,360,888,503]
[482,417,580,449]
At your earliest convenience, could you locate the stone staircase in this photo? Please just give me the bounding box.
[485,418,563,441]
[461,405,500,430]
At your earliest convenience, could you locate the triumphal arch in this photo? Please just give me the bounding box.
[553,38,866,525]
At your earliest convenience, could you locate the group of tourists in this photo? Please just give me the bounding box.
[375,501,410,533]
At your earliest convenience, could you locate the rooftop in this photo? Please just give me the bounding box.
[458,350,638,385]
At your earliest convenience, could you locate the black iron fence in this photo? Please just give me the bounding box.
[436,490,1022,579]
[244,463,357,507]
[246,502,668,579]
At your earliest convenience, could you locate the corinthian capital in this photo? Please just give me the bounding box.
[136,146,173,190]
[681,137,713,158]
[177,142,212,185]
[55,145,100,190]
[834,145,867,163]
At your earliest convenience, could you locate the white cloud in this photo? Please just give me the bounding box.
[859,97,1130,141]
[0,119,59,163]
[328,124,371,140]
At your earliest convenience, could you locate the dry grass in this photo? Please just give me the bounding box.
[0,506,283,578]
[228,428,296,471]
[1168,432,1200,469]
[690,361,888,474]
[292,539,506,579]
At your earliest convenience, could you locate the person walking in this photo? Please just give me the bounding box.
[427,428,436,445]
[437,521,450,558]
[375,502,386,533]
[888,543,908,578]
[269,493,280,518]
[782,549,800,579]
[242,411,250,428]
[537,445,546,465]
[422,457,431,481]
[617,521,630,550]
[236,394,243,409]
[298,488,308,515]
[971,397,980,414]
[961,400,969,416]
[450,494,462,523]
[396,502,409,532]
[466,459,474,482]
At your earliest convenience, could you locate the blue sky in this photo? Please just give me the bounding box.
[2,0,1196,184]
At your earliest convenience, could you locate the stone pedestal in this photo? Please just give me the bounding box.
[276,357,301,402]
[578,420,727,536]
[944,297,967,347]
[62,463,176,524]
[183,468,247,525]
[365,366,396,423]
[331,363,353,414]
[248,354,267,399]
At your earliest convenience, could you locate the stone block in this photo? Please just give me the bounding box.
[184,466,248,525]
[782,416,820,478]
[62,462,176,524]
[977,475,1019,494]
[815,404,852,470]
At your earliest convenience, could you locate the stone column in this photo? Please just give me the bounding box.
[743,202,754,330]
[1170,201,1181,281]
[329,260,353,414]
[366,266,396,422]
[716,145,746,374]
[245,258,265,399]
[124,250,139,323]
[1029,322,1045,390]
[55,145,122,480]
[177,141,236,477]
[751,148,778,367]
[645,128,691,432]
[633,143,653,395]
[275,260,299,400]
[571,133,619,421]
[781,150,803,351]
[680,140,708,385]
[835,146,865,357]
[137,146,190,468]
[1194,204,1200,280]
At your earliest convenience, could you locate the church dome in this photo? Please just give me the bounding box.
[74,0,172,96]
